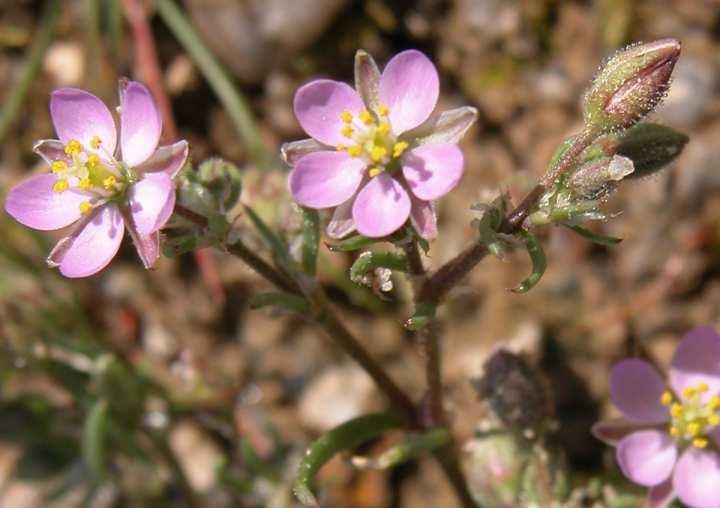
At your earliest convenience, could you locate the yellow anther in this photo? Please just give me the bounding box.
[341,125,354,138]
[693,437,709,449]
[660,391,673,406]
[64,139,82,156]
[377,104,389,116]
[670,403,683,418]
[708,414,720,426]
[102,175,117,190]
[669,426,680,437]
[392,141,409,158]
[370,146,387,162]
[86,154,100,168]
[698,383,710,393]
[52,179,68,193]
[336,144,346,151]
[359,110,374,125]
[709,396,720,409]
[79,201,92,214]
[78,177,92,190]
[377,122,390,135]
[683,387,697,399]
[347,145,362,157]
[340,111,353,123]
[687,422,701,437]
[368,167,382,178]
[51,160,67,174]
[90,135,102,149]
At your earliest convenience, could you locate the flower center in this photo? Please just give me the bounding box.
[51,137,129,215]
[661,382,720,449]
[336,105,409,178]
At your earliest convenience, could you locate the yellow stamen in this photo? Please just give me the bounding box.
[670,403,683,418]
[368,167,382,178]
[102,176,117,190]
[64,139,82,156]
[708,414,720,426]
[687,422,701,437]
[340,111,353,123]
[347,145,362,157]
[370,146,387,162]
[53,179,68,193]
[693,437,709,449]
[377,122,390,135]
[86,154,100,168]
[336,144,346,151]
[660,391,673,406]
[79,201,92,214]
[359,110,373,125]
[683,387,697,399]
[709,395,720,410]
[698,383,710,393]
[669,426,680,437]
[90,135,102,149]
[78,177,92,190]
[377,104,389,116]
[392,141,409,158]
[341,125,354,138]
[51,160,68,174]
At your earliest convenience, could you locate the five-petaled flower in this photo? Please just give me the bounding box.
[593,327,720,508]
[4,80,188,278]
[282,49,477,240]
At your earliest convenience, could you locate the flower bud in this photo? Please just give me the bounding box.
[569,154,634,199]
[615,122,689,178]
[583,38,681,132]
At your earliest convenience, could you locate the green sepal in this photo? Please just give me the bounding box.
[511,229,546,293]
[293,412,404,506]
[405,302,437,331]
[326,234,379,252]
[563,224,622,246]
[350,251,408,284]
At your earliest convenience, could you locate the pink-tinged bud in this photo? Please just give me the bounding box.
[583,38,681,132]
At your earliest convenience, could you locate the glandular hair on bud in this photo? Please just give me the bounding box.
[583,38,681,133]
[569,155,634,199]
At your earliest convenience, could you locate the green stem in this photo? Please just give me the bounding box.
[85,0,102,87]
[155,0,271,167]
[0,0,60,143]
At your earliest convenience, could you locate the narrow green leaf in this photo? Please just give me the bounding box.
[350,251,408,283]
[355,428,450,469]
[326,234,379,252]
[511,230,546,294]
[248,292,310,313]
[293,412,404,506]
[243,205,292,269]
[82,399,109,476]
[301,208,320,276]
[564,224,623,246]
[405,302,437,331]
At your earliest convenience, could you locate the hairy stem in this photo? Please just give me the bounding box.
[419,128,596,305]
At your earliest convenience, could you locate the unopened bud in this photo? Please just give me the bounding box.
[615,122,689,178]
[583,38,681,132]
[569,154,634,199]
[197,158,243,212]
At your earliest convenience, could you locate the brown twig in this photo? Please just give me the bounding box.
[122,0,225,303]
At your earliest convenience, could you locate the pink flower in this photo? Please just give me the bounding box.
[283,49,477,240]
[593,327,720,508]
[4,80,188,278]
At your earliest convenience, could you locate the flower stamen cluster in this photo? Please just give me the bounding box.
[661,383,720,449]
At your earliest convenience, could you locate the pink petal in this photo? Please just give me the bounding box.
[378,50,439,135]
[128,172,175,235]
[122,209,160,270]
[5,173,86,231]
[352,173,410,238]
[293,79,364,146]
[674,448,720,508]
[289,151,366,209]
[648,479,675,508]
[136,140,189,178]
[591,418,653,446]
[50,88,117,153]
[119,80,162,167]
[610,359,668,424]
[410,197,437,240]
[52,204,125,278]
[670,327,720,398]
[616,430,677,487]
[327,197,356,239]
[33,139,69,166]
[402,143,464,201]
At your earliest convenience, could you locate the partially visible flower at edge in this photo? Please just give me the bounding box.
[4,79,188,278]
[593,327,720,508]
[282,49,478,240]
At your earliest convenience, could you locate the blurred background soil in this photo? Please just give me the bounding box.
[1,0,720,507]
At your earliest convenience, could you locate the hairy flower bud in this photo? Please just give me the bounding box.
[583,38,681,132]
[569,154,634,199]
